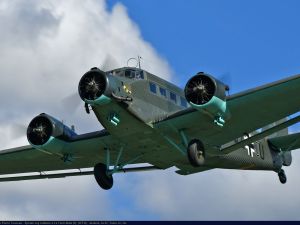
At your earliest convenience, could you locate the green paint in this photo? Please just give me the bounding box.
[31,136,67,155]
[85,95,111,106]
[214,116,225,127]
[3,67,300,188]
[190,96,227,114]
[163,135,186,156]
[190,96,227,126]
[179,130,189,148]
[108,112,120,126]
[106,148,110,168]
[112,115,120,123]
[110,120,118,126]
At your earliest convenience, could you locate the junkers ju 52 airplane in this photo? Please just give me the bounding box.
[0,60,300,190]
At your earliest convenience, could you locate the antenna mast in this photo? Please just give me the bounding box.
[127,56,142,69]
[138,56,142,69]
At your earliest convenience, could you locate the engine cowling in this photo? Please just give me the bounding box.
[184,73,228,126]
[27,113,76,147]
[78,67,119,105]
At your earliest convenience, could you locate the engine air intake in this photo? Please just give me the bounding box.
[78,68,107,101]
[27,115,52,146]
[184,74,216,105]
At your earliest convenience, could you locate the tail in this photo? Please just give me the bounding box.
[267,129,300,168]
[262,117,299,167]
[268,132,300,152]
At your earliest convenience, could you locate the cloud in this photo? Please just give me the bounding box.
[0,1,60,46]
[0,0,172,220]
[0,176,115,220]
[0,0,172,136]
[124,153,300,221]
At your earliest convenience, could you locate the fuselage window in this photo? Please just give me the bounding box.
[159,87,167,98]
[180,97,188,108]
[149,82,157,94]
[170,92,177,103]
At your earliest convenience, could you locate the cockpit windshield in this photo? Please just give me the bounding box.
[125,69,144,80]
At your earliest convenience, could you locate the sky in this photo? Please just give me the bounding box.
[0,0,300,221]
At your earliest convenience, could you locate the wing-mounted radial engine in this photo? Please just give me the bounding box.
[27,113,76,154]
[184,72,229,127]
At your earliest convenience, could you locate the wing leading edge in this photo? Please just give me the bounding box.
[0,130,151,180]
[155,73,300,151]
[0,130,111,176]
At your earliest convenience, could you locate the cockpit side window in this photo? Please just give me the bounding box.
[136,71,144,79]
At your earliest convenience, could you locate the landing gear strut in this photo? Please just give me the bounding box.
[278,169,287,184]
[93,146,144,190]
[94,163,113,190]
[187,139,205,167]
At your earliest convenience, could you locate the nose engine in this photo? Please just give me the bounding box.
[78,68,121,107]
[78,68,107,101]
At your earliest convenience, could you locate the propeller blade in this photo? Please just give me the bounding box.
[100,54,119,72]
[219,72,232,87]
[61,92,82,114]
[10,123,27,139]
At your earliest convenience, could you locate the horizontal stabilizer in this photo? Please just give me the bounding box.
[221,115,300,154]
[268,132,300,152]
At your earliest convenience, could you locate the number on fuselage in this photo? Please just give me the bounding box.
[243,133,257,158]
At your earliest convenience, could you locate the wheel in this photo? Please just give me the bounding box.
[187,139,205,167]
[278,169,287,184]
[94,163,114,190]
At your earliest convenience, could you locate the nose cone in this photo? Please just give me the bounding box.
[78,68,107,101]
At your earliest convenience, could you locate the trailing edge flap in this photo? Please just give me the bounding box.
[175,165,212,175]
[268,132,300,151]
[262,117,289,138]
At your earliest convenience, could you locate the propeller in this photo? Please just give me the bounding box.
[219,72,232,93]
[99,54,119,72]
[61,54,119,114]
[9,123,27,139]
[61,92,82,114]
[27,116,52,145]
[185,75,216,105]
[78,69,106,101]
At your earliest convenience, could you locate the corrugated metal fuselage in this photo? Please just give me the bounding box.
[91,67,284,173]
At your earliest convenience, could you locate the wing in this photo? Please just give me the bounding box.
[155,74,300,151]
[0,130,147,181]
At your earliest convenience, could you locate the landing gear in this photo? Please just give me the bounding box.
[94,163,114,190]
[278,169,287,184]
[187,139,205,167]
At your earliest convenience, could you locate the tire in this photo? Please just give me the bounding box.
[278,169,287,184]
[187,139,205,167]
[94,163,114,190]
